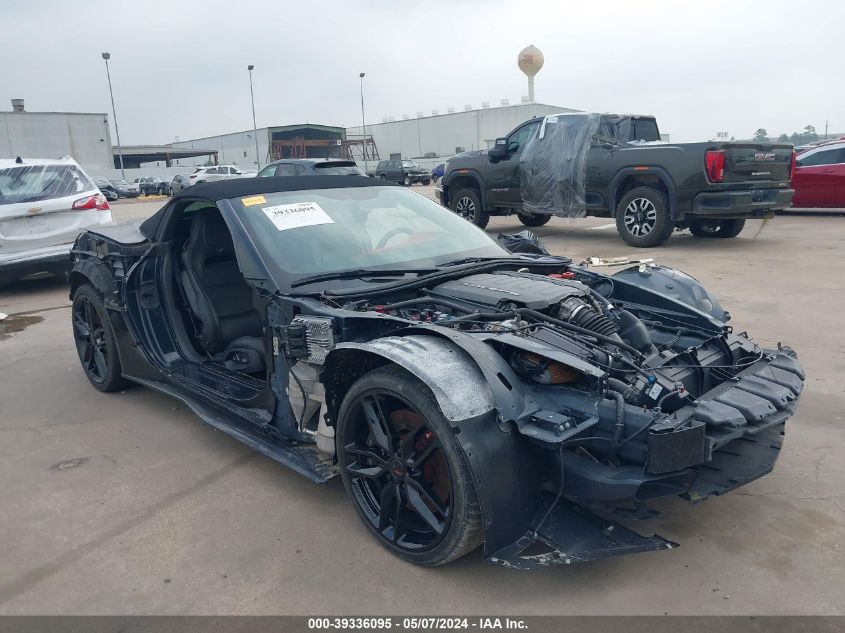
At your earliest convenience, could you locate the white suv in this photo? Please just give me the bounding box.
[0,157,112,285]
[188,165,250,187]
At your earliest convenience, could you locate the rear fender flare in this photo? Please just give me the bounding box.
[610,167,679,218]
[68,258,115,303]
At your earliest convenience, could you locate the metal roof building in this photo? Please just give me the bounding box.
[346,102,576,160]
[114,145,219,169]
[168,124,355,169]
[0,100,115,171]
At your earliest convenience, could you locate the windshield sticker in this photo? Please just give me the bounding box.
[261,202,335,231]
[241,195,266,207]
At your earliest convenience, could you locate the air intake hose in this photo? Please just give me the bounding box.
[558,297,619,338]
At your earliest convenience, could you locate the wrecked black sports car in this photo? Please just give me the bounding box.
[69,176,804,569]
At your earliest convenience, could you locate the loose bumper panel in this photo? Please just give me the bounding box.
[488,495,676,570]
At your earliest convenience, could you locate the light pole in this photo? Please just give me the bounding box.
[248,65,260,169]
[359,72,367,162]
[101,52,125,180]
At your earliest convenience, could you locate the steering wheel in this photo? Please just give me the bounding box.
[375,227,414,250]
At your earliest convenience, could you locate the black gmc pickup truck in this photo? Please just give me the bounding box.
[437,114,795,247]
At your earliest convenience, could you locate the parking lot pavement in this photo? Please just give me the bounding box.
[1,197,843,615]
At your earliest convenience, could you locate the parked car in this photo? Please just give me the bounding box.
[137,177,171,196]
[431,163,446,182]
[790,141,845,208]
[108,179,140,198]
[257,159,364,178]
[93,178,119,202]
[69,175,803,569]
[169,174,191,194]
[0,157,112,285]
[438,113,795,246]
[188,165,249,187]
[374,159,431,186]
[794,137,845,153]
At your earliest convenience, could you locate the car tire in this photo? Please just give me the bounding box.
[71,284,129,393]
[422,179,431,186]
[403,175,412,186]
[615,186,674,248]
[518,212,551,227]
[379,174,387,181]
[690,218,745,238]
[336,365,483,566]
[450,187,489,229]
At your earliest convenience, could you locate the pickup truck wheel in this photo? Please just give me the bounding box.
[451,188,489,229]
[518,213,551,227]
[403,175,412,186]
[422,179,431,186]
[616,186,674,247]
[336,365,483,566]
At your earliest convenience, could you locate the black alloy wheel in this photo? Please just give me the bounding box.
[71,285,127,392]
[337,367,482,565]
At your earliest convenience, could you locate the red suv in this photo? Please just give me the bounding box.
[791,141,845,208]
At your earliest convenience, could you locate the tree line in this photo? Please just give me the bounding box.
[753,125,819,144]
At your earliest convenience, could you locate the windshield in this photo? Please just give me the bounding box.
[109,179,130,186]
[0,164,95,205]
[229,186,508,285]
[401,160,420,169]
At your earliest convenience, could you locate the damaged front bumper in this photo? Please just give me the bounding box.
[484,348,804,569]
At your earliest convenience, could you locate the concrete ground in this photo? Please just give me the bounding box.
[1,191,843,615]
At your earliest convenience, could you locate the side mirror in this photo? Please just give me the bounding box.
[488,138,508,160]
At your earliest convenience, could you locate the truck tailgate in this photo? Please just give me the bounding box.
[723,144,793,184]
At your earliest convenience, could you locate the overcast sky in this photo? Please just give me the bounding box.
[2,0,841,144]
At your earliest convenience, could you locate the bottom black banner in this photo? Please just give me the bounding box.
[0,616,843,633]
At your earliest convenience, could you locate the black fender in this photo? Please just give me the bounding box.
[611,264,730,323]
[68,255,160,381]
[443,169,488,211]
[322,327,543,558]
[68,257,115,302]
[609,166,679,219]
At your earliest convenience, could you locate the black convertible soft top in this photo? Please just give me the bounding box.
[140,175,394,239]
[173,175,390,202]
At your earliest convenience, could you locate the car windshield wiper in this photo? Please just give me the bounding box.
[436,256,513,268]
[291,267,438,288]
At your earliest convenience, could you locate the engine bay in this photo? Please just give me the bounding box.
[342,267,763,416]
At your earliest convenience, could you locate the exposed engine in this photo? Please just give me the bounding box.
[351,270,763,416]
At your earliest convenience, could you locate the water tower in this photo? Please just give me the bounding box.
[518,44,544,103]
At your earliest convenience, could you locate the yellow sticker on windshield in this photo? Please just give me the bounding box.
[241,195,266,207]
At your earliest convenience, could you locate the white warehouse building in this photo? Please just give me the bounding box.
[0,100,115,171]
[346,102,576,161]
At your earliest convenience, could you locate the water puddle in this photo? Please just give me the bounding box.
[0,314,45,341]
